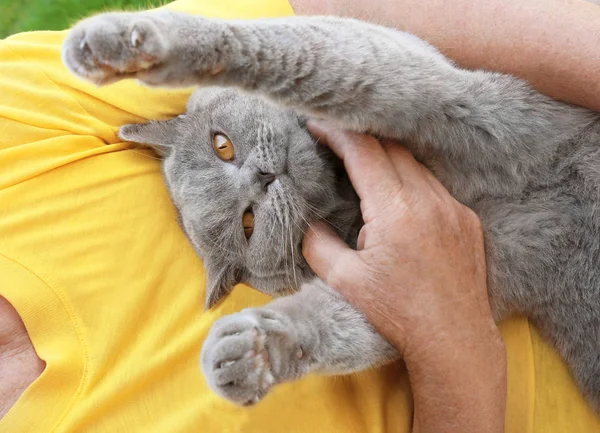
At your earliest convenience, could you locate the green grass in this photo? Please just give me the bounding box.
[0,0,165,38]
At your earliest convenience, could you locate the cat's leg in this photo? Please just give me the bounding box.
[201,278,398,405]
[62,10,469,136]
[63,11,594,199]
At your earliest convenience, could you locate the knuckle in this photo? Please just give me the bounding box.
[364,184,406,222]
[423,193,450,217]
[424,196,462,227]
[463,205,484,233]
[382,183,405,207]
[462,205,480,224]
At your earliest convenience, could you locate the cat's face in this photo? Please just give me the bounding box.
[120,88,360,308]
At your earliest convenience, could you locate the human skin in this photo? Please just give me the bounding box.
[0,296,45,419]
[289,0,600,112]
[303,121,507,433]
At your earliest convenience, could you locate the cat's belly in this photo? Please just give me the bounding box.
[469,183,599,318]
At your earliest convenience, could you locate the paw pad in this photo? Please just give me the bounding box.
[201,309,302,406]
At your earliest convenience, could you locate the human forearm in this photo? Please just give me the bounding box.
[405,322,506,433]
[373,266,507,433]
[290,0,600,112]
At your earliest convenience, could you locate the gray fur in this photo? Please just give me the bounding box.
[63,11,600,409]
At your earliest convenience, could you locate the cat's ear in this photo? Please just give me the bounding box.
[204,261,241,310]
[119,115,186,156]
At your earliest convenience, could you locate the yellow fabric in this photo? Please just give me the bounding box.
[0,0,599,431]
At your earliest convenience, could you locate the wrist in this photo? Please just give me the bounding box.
[405,324,506,433]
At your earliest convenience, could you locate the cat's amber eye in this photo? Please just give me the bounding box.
[213,133,235,161]
[242,210,254,240]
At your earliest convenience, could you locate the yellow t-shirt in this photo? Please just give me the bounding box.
[0,0,599,431]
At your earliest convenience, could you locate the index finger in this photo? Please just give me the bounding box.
[307,120,403,210]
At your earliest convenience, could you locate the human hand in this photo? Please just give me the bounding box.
[302,120,506,433]
[303,120,494,356]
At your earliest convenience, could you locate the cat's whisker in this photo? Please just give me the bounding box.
[305,223,326,245]
[288,198,310,237]
[280,186,302,290]
[288,217,299,290]
[303,201,335,220]
[297,212,316,240]
[195,221,242,258]
[265,209,279,245]
[274,188,294,291]
[305,205,345,233]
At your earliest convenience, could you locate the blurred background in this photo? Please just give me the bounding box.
[3,0,600,39]
[0,0,164,39]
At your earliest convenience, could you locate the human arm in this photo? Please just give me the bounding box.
[302,121,506,433]
[290,0,600,113]
[0,296,45,419]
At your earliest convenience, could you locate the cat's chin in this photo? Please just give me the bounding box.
[245,264,314,297]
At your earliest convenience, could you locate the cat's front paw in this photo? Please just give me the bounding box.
[62,12,168,85]
[201,308,307,406]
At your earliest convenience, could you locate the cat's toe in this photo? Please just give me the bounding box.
[62,13,167,85]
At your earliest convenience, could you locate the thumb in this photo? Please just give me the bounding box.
[302,221,363,290]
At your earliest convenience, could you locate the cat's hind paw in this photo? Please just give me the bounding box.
[62,12,168,86]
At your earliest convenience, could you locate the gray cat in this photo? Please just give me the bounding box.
[62,10,600,409]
